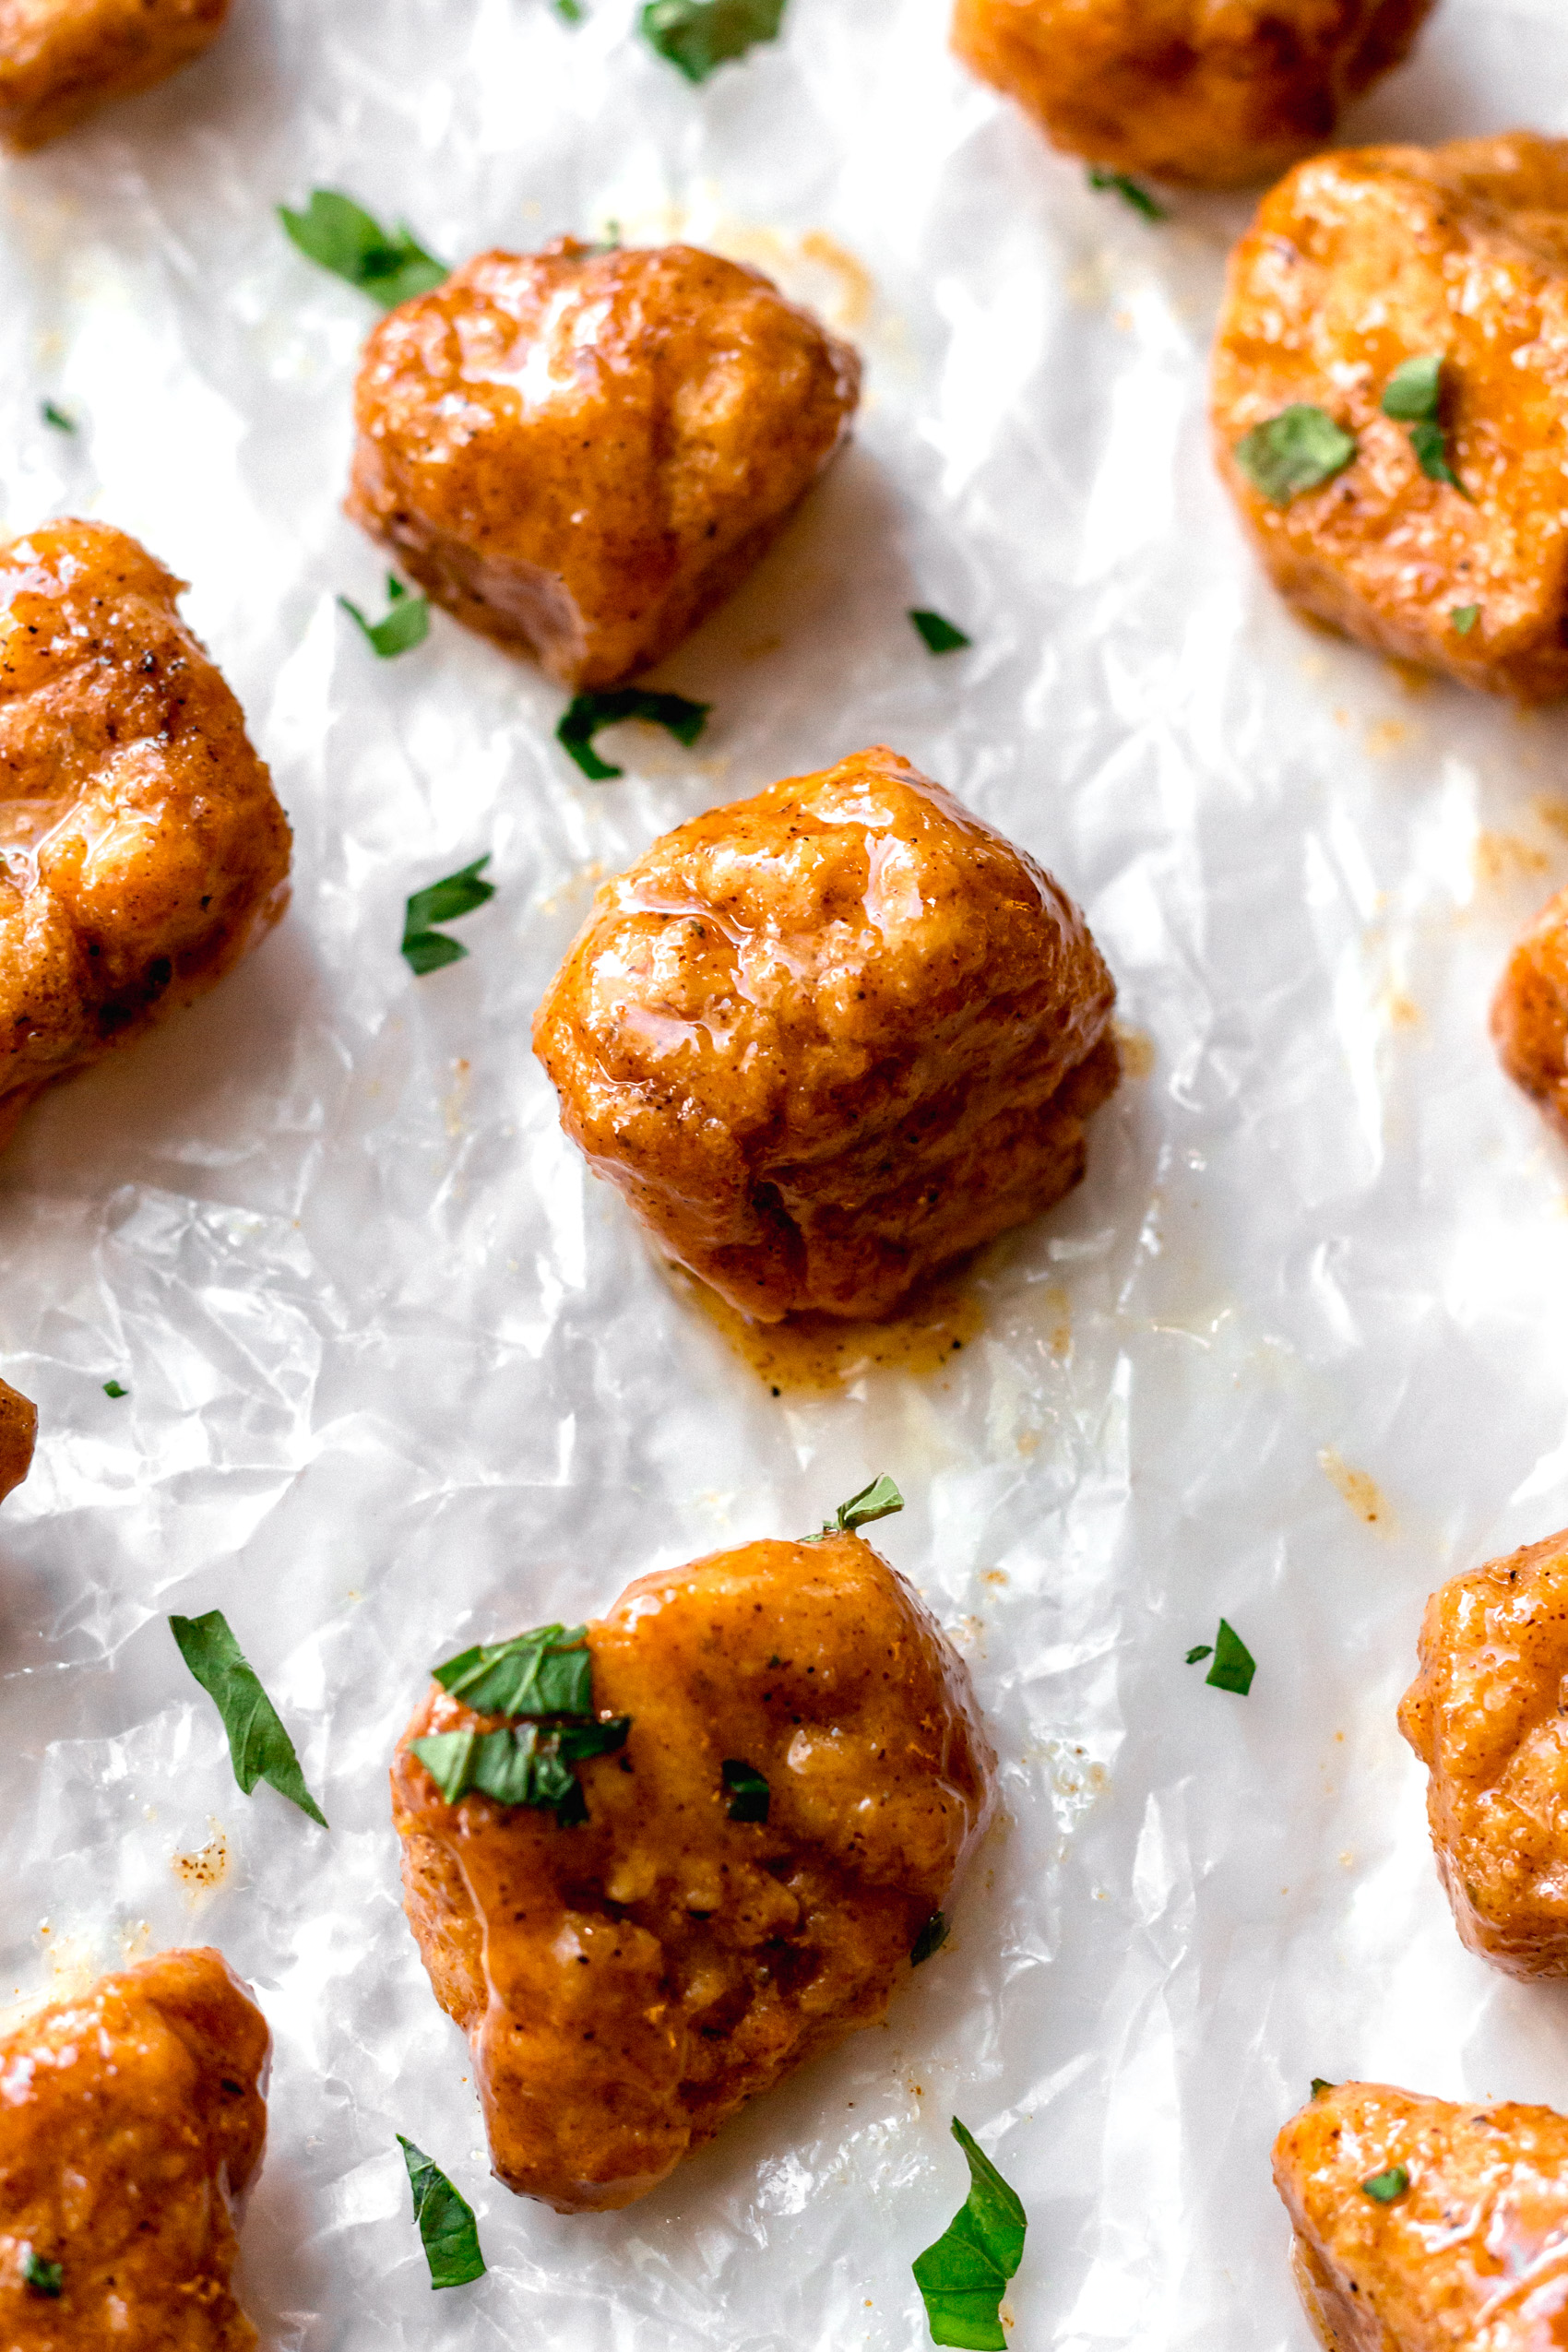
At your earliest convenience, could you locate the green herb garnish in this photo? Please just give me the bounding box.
[554,0,584,18]
[1204,1618,1255,1696]
[638,0,785,81]
[1233,406,1357,505]
[416,1619,629,1823]
[1382,355,1467,493]
[279,191,448,307]
[1361,2164,1409,2204]
[169,1610,327,1826]
[912,2118,1027,2350]
[400,855,494,976]
[812,1472,905,1539]
[556,688,710,780]
[1311,2078,1336,2097]
[340,574,430,660]
[1184,1643,1212,1664]
[911,1912,948,1966]
[1087,167,1166,221]
[397,2137,486,2288]
[21,2250,62,2299]
[103,1380,127,1399]
[41,401,75,433]
[434,1622,591,1716]
[1451,604,1479,636]
[909,610,971,654]
[1408,419,1464,491]
[722,1758,770,1823]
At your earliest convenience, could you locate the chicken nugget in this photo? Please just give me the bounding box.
[0,0,229,148]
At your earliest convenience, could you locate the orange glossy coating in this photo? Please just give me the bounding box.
[0,1946,269,2348]
[1492,886,1568,1141]
[1275,2079,1568,2349]
[951,0,1432,190]
[1399,1526,1568,1977]
[0,1374,37,1501]
[390,1531,998,2213]
[0,519,291,1149]
[0,0,228,148]
[347,238,861,690]
[1213,135,1568,701]
[533,745,1119,1324]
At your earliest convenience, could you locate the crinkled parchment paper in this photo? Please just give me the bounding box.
[2,0,1568,2342]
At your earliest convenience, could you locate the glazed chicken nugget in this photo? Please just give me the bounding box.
[954,0,1433,190]
[347,238,861,691]
[533,746,1119,1324]
[1398,1526,1568,1978]
[391,1527,997,2212]
[1213,135,1568,701]
[0,0,229,149]
[0,1372,36,1501]
[1275,2078,1568,2350]
[1492,885,1568,1142]
[0,1945,268,2347]
[0,519,291,1147]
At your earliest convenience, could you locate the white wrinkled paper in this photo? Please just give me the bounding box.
[2,0,1568,2341]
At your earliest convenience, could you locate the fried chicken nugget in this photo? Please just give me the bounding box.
[1213,135,1568,701]
[0,0,229,149]
[347,239,861,690]
[952,0,1434,189]
[1492,886,1568,1142]
[1398,1526,1568,1978]
[0,519,291,1147]
[0,1373,37,1501]
[533,746,1119,1324]
[1275,2078,1568,2350]
[0,1945,268,2347]
[391,1529,997,2212]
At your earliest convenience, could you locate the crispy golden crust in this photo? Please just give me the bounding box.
[532,744,1119,1324]
[347,238,861,691]
[1492,887,1568,1140]
[0,1947,268,2348]
[1275,2081,1568,2351]
[0,519,291,1144]
[390,1532,998,2213]
[1212,135,1568,702]
[952,0,1433,189]
[0,0,228,148]
[0,1373,36,1501]
[1398,1528,1568,1978]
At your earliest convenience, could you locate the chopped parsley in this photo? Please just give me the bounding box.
[397,2137,486,2288]
[1233,406,1357,505]
[1087,167,1166,221]
[554,0,584,17]
[279,191,448,307]
[1382,356,1467,494]
[413,1619,630,1824]
[339,575,430,659]
[813,1472,905,1539]
[1204,1618,1255,1697]
[169,1610,327,1826]
[1451,604,1479,636]
[1311,2078,1336,2097]
[909,609,971,654]
[556,687,709,780]
[401,855,494,976]
[41,401,75,433]
[722,1758,770,1823]
[1360,2164,1409,2204]
[911,1912,949,1966]
[638,0,786,81]
[912,2118,1027,2350]
[434,1621,592,1716]
[21,2250,62,2298]
[1184,1644,1212,1664]
[102,1380,128,1399]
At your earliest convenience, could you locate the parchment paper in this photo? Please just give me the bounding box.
[3,0,1568,2342]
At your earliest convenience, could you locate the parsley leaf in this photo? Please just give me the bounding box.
[1184,1644,1212,1664]
[1361,2164,1409,2204]
[1087,167,1166,220]
[1311,2078,1336,2097]
[1408,418,1465,493]
[817,1472,905,1538]
[1233,406,1357,505]
[103,1380,128,1399]
[639,0,786,81]
[169,1610,327,1826]
[556,688,710,779]
[401,855,493,976]
[434,1622,592,1716]
[909,609,971,654]
[41,400,75,433]
[555,0,585,17]
[279,191,448,307]
[396,2137,486,2288]
[1451,604,1479,636]
[912,2118,1027,2350]
[21,2250,62,2299]
[722,1758,770,1822]
[911,1912,949,1965]
[1205,1618,1255,1696]
[1380,354,1443,422]
[339,575,430,659]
